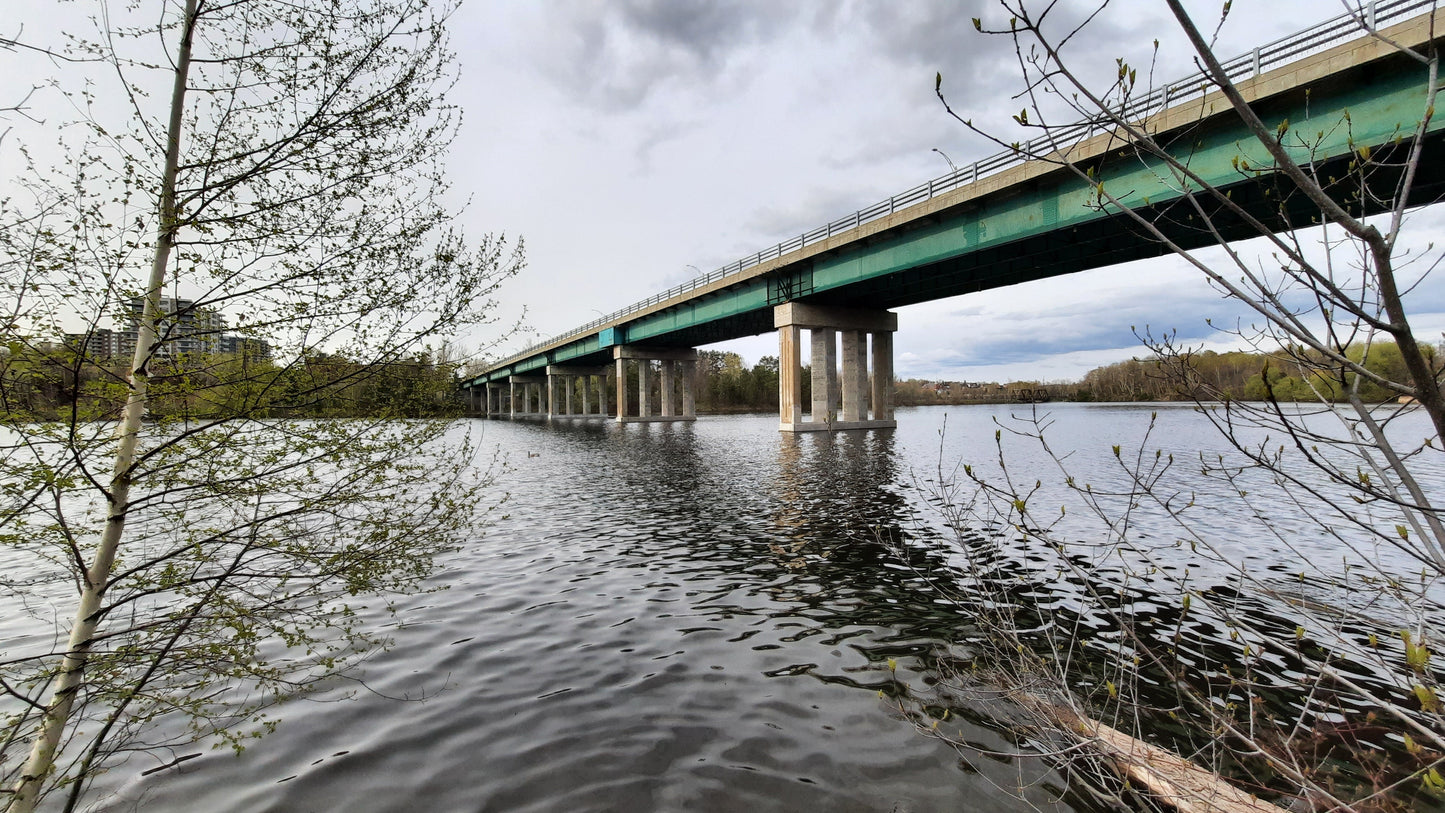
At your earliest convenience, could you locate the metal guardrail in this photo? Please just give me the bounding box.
[483,0,1430,376]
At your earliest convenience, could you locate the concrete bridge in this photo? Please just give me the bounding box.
[464,2,1445,432]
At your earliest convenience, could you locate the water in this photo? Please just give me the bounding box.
[15,404,1445,811]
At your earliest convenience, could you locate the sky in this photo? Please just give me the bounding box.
[6,0,1444,384]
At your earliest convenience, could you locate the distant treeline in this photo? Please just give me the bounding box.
[896,342,1436,405]
[1075,342,1435,402]
[693,350,782,412]
[1,344,462,422]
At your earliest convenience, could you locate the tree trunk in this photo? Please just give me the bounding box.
[6,2,196,808]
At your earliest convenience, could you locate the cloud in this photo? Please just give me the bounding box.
[531,1,799,112]
[855,0,1006,76]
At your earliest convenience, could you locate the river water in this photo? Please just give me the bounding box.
[35,404,1445,810]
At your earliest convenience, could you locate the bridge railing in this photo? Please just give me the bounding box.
[482,0,1430,376]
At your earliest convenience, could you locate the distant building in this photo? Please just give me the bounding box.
[66,328,134,360]
[64,297,271,362]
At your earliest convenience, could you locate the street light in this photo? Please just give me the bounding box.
[932,147,958,175]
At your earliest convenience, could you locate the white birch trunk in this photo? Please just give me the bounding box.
[6,2,196,808]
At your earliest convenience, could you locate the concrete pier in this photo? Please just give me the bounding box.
[774,303,895,432]
[545,365,611,419]
[508,375,547,418]
[613,345,697,423]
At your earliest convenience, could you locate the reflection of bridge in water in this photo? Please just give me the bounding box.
[465,4,1445,432]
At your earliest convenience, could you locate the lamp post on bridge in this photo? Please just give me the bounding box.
[932,147,958,175]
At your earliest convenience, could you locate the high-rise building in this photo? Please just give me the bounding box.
[64,297,271,362]
[126,297,226,357]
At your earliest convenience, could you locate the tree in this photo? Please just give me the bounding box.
[0,1,521,809]
[914,3,1445,810]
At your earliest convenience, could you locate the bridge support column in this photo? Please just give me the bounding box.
[871,330,893,423]
[681,360,696,417]
[546,365,611,420]
[613,346,697,423]
[509,375,546,418]
[615,357,627,418]
[811,328,839,423]
[660,360,675,417]
[639,361,653,418]
[841,330,866,421]
[779,324,803,426]
[774,302,896,432]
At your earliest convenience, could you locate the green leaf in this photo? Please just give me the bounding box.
[1414,683,1440,712]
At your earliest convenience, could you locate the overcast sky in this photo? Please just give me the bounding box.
[7,1,1444,383]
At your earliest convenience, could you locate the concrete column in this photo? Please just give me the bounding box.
[871,330,893,421]
[581,376,591,415]
[660,360,675,417]
[774,302,895,432]
[564,377,573,415]
[841,330,867,422]
[509,380,516,417]
[639,360,653,418]
[778,323,803,429]
[613,346,698,423]
[810,328,838,422]
[615,358,628,421]
[681,360,696,418]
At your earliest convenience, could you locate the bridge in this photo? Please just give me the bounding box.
[464,2,1445,432]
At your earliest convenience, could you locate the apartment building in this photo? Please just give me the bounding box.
[65,297,271,361]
